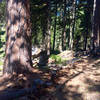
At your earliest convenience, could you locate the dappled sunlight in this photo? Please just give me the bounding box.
[1,49,100,99]
[44,56,100,100]
[0,0,100,99]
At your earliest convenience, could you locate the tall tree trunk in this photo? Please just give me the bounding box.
[38,1,51,67]
[67,6,70,48]
[69,22,73,50]
[62,0,67,51]
[91,0,100,53]
[83,0,91,51]
[53,2,57,51]
[83,30,88,51]
[46,0,51,56]
[69,0,76,50]
[3,0,32,75]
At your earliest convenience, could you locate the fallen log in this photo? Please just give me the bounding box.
[0,79,52,100]
[0,86,37,100]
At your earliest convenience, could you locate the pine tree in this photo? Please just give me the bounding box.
[3,0,32,74]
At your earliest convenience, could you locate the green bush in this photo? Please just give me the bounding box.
[50,54,66,64]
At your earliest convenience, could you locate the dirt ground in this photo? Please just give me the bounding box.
[0,55,100,100]
[49,56,100,100]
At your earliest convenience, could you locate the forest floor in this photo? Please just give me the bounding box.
[0,51,100,100]
[49,56,100,100]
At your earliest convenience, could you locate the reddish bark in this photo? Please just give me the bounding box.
[3,0,32,74]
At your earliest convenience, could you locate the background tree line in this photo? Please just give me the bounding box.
[0,0,100,74]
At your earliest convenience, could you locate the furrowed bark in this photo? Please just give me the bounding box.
[3,0,32,74]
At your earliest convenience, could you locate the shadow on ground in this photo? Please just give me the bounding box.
[0,56,100,100]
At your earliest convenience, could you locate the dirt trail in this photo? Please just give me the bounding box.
[51,57,100,100]
[0,54,100,100]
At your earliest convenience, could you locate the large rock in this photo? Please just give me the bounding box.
[32,46,41,59]
[58,50,74,60]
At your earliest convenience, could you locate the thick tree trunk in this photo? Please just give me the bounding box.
[38,1,51,67]
[69,0,76,50]
[46,0,51,56]
[83,0,90,51]
[62,0,67,51]
[83,33,88,51]
[69,25,73,50]
[91,0,100,54]
[3,0,32,74]
[83,0,93,51]
[53,2,57,51]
